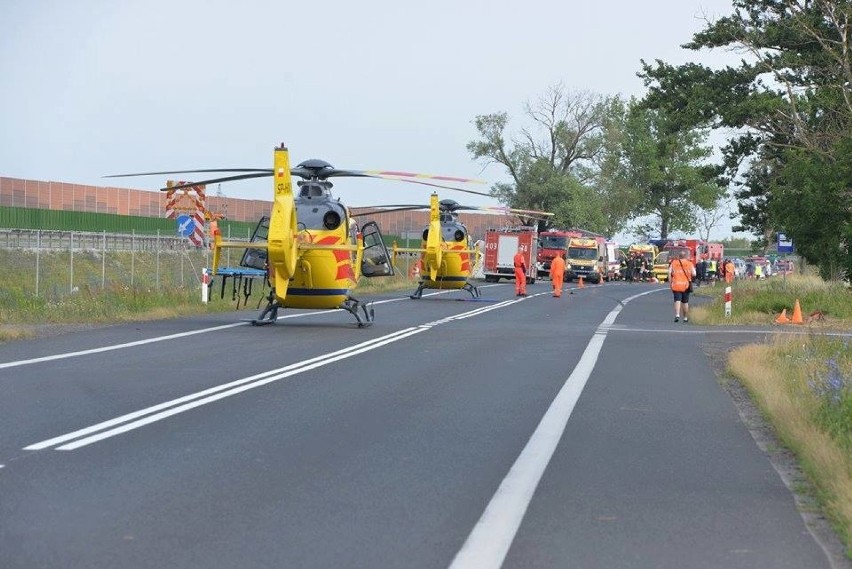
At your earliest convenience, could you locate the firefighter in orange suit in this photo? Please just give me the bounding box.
[724,259,735,283]
[550,252,565,297]
[513,248,528,296]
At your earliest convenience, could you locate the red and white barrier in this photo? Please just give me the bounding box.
[724,286,732,318]
[202,268,211,304]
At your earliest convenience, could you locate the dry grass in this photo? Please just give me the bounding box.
[729,338,852,553]
[691,274,852,328]
[0,325,36,342]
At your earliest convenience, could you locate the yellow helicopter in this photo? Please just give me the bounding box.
[354,195,553,299]
[106,143,489,326]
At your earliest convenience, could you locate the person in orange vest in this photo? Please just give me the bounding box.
[668,249,696,323]
[513,247,528,296]
[550,251,565,297]
[724,258,735,283]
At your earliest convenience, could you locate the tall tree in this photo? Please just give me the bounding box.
[619,105,725,239]
[588,96,646,238]
[639,0,852,278]
[467,84,616,232]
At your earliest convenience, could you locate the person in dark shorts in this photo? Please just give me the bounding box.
[668,250,696,322]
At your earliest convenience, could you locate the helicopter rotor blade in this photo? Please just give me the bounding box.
[476,205,555,217]
[157,172,273,191]
[383,177,492,197]
[333,170,491,197]
[104,168,272,178]
[105,162,493,196]
[356,170,486,185]
[349,205,427,217]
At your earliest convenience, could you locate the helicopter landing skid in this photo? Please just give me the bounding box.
[341,296,374,327]
[250,292,280,326]
[409,282,426,300]
[410,281,480,300]
[462,282,481,298]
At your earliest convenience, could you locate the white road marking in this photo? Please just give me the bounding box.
[26,297,526,451]
[447,288,662,569]
[0,290,450,371]
[0,322,246,370]
[607,326,852,337]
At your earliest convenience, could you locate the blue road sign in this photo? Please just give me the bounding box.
[777,232,794,253]
[176,214,194,238]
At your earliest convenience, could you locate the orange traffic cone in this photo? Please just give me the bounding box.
[791,299,803,324]
[775,309,791,324]
[578,276,585,288]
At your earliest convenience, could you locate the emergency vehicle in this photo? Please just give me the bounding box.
[483,226,538,284]
[566,236,606,283]
[652,239,707,282]
[536,229,584,278]
[627,243,659,281]
[605,241,621,281]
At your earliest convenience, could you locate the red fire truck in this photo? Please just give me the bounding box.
[483,226,538,284]
[536,229,587,278]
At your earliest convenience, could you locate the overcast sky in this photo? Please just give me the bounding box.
[0,0,746,239]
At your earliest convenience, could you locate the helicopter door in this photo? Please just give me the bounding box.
[240,216,270,271]
[360,221,394,277]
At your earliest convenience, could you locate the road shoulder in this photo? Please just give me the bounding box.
[701,337,852,569]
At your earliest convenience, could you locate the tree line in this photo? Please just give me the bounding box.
[467,0,851,281]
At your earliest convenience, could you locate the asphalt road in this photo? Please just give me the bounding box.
[0,281,839,569]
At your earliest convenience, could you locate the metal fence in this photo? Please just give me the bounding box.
[0,228,255,299]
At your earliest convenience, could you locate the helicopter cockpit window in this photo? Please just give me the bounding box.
[299,184,325,198]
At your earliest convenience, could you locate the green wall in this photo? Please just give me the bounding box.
[0,206,256,237]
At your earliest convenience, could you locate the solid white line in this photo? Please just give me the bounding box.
[0,322,246,370]
[608,326,852,337]
[447,288,662,569]
[0,289,476,371]
[24,327,419,450]
[55,328,428,450]
[27,297,527,451]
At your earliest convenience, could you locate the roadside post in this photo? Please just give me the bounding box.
[202,268,210,304]
[725,285,732,318]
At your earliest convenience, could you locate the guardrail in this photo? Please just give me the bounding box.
[0,228,193,251]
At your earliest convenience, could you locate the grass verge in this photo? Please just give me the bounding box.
[729,335,852,557]
[0,249,421,341]
[689,275,852,327]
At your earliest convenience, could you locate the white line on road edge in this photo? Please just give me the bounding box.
[0,291,459,371]
[0,322,246,370]
[448,288,663,569]
[607,326,852,337]
[26,297,526,451]
[24,327,420,450]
